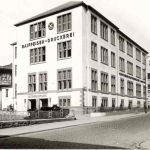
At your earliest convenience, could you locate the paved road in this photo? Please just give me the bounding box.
[0,113,150,149]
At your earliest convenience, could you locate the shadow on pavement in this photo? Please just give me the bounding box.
[0,136,127,149]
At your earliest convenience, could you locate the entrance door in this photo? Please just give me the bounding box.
[30,99,36,110]
[41,99,48,107]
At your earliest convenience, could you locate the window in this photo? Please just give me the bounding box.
[57,13,71,33]
[101,46,108,65]
[15,65,17,77]
[111,52,115,68]
[101,97,108,107]
[148,73,150,79]
[119,36,125,52]
[128,100,132,109]
[148,84,150,89]
[92,96,97,107]
[91,42,97,61]
[91,69,98,91]
[15,84,17,98]
[39,73,47,91]
[127,42,133,57]
[101,72,109,93]
[91,15,97,34]
[127,81,133,97]
[142,53,146,64]
[15,47,17,59]
[137,101,141,108]
[120,99,124,108]
[119,57,125,72]
[58,69,72,90]
[28,74,36,92]
[143,69,146,80]
[136,84,141,97]
[136,48,141,62]
[136,66,141,79]
[6,89,8,97]
[111,29,115,45]
[111,75,116,94]
[59,96,71,107]
[30,46,46,64]
[100,21,108,41]
[58,41,71,59]
[112,98,116,108]
[127,61,133,76]
[143,86,146,98]
[30,21,45,40]
[120,78,124,95]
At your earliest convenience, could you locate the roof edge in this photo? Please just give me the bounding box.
[118,30,148,54]
[14,1,87,27]
[87,5,119,30]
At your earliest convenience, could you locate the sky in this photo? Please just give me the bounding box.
[0,0,150,65]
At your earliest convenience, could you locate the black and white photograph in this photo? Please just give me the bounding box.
[0,0,150,149]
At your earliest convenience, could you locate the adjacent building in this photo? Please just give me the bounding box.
[0,64,13,110]
[13,1,148,113]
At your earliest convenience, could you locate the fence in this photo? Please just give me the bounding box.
[0,111,28,121]
[28,109,69,119]
[0,109,69,121]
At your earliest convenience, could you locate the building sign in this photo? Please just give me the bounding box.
[22,32,75,49]
[28,94,47,99]
[48,22,54,30]
[0,73,12,86]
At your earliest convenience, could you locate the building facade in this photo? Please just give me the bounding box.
[13,1,148,113]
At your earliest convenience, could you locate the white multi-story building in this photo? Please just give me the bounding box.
[13,1,148,113]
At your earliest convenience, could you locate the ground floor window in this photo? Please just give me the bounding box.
[59,96,71,107]
[112,98,116,108]
[128,100,132,109]
[137,101,141,108]
[101,97,108,107]
[120,99,124,108]
[92,96,97,107]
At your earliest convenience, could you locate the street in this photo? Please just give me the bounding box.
[0,113,150,149]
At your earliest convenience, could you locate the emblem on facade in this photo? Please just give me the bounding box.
[48,22,54,30]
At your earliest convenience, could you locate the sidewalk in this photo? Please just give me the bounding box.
[0,112,146,138]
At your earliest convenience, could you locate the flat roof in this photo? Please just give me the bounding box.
[14,1,148,54]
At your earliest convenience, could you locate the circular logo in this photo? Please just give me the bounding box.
[48,22,54,30]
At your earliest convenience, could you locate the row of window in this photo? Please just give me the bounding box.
[28,69,72,92]
[119,57,146,80]
[91,69,146,98]
[58,96,143,108]
[30,40,72,64]
[92,97,142,108]
[30,13,71,40]
[91,15,146,64]
[91,43,145,80]
[28,72,48,92]
[91,15,113,43]
[91,43,115,67]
